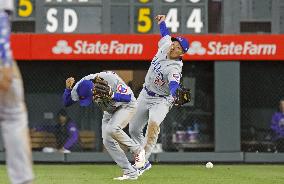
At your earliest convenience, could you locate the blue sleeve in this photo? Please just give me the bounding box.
[63,89,76,107]
[64,122,79,150]
[169,81,180,97]
[112,93,131,102]
[159,21,170,37]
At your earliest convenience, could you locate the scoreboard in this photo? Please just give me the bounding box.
[14,0,208,34]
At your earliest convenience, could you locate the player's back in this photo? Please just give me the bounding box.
[71,71,136,113]
[95,71,136,112]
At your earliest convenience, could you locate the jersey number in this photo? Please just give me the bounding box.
[154,77,165,86]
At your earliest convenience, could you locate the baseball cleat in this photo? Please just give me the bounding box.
[134,149,146,168]
[138,161,152,176]
[113,175,138,180]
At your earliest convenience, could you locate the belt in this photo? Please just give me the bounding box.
[144,87,165,97]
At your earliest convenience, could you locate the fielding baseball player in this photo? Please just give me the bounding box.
[63,71,145,180]
[0,0,34,184]
[129,15,191,175]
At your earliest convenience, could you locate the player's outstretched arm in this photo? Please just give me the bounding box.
[155,15,170,37]
[63,77,76,106]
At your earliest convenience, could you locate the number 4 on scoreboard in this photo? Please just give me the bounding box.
[187,9,203,33]
[165,8,203,33]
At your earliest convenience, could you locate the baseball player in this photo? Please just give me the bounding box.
[129,15,190,175]
[0,0,34,183]
[63,71,145,180]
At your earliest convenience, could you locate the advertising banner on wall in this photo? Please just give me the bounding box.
[11,34,284,61]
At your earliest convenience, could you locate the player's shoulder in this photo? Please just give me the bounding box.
[98,71,124,88]
[98,71,119,80]
[166,60,183,68]
[163,61,183,74]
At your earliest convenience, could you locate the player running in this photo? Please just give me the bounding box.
[63,71,145,180]
[129,15,190,175]
[0,0,34,183]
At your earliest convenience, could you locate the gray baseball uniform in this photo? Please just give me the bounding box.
[0,1,34,183]
[70,71,141,176]
[129,35,183,160]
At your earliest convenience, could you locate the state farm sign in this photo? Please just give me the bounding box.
[188,41,276,56]
[10,34,284,61]
[52,40,143,55]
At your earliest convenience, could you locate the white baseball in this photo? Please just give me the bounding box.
[205,162,213,168]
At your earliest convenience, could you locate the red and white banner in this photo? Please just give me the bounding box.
[11,34,284,61]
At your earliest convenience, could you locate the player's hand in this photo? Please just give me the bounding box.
[66,77,75,89]
[155,15,166,24]
[0,67,13,91]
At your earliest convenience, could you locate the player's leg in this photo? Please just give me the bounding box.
[0,9,34,184]
[103,138,138,179]
[106,106,145,168]
[102,113,138,179]
[1,111,34,184]
[129,91,149,146]
[144,100,171,160]
[105,105,141,153]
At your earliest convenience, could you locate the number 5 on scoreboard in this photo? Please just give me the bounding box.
[18,0,33,17]
[137,8,152,33]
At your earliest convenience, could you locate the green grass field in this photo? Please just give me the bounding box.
[1,164,284,184]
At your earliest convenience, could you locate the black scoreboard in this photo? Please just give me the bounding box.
[14,0,208,34]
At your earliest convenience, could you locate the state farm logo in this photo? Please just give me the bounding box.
[52,40,143,55]
[187,41,277,56]
[52,40,72,54]
[187,41,206,55]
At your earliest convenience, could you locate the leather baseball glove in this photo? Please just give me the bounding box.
[174,87,191,107]
[93,76,112,99]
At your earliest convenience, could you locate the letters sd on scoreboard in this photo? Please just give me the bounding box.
[14,0,208,34]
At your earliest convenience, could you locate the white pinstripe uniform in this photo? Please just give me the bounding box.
[0,0,34,183]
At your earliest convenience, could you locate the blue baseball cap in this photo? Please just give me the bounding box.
[171,36,189,53]
[77,80,94,107]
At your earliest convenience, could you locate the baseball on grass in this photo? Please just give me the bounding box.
[205,162,214,168]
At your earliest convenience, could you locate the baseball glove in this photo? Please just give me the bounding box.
[93,76,112,99]
[174,87,191,107]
